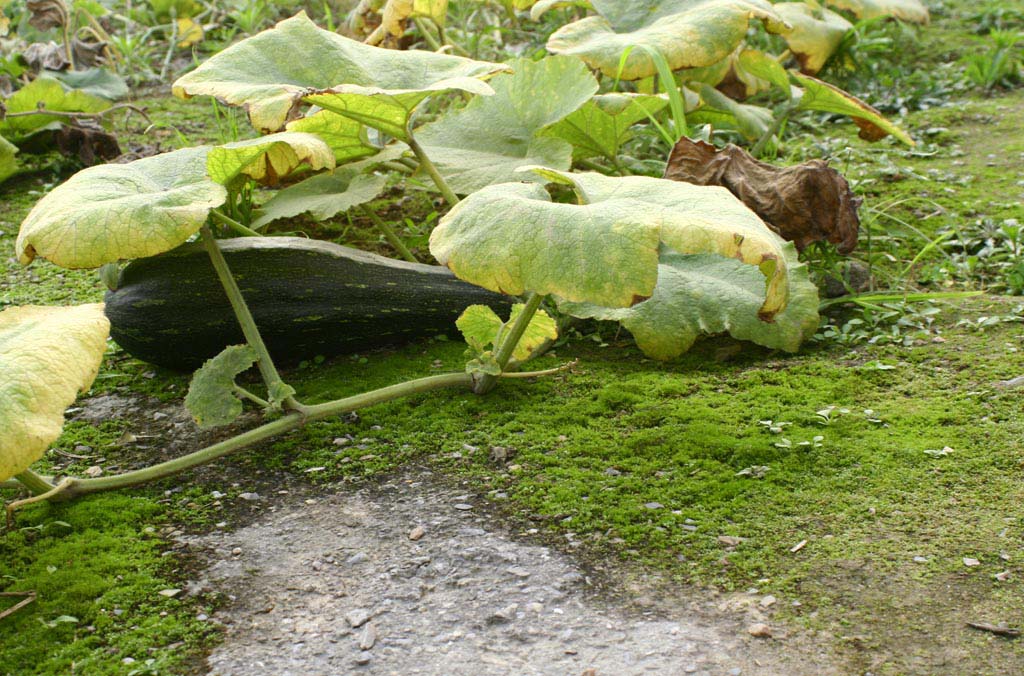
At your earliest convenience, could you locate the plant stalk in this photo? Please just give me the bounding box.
[360,206,419,263]
[42,372,473,501]
[13,469,57,495]
[751,103,796,158]
[199,226,298,410]
[405,129,460,206]
[211,209,262,238]
[473,292,544,394]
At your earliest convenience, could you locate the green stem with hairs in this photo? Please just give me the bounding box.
[199,226,303,413]
[360,206,420,263]
[211,209,262,237]
[34,372,473,501]
[472,292,544,395]
[14,469,57,495]
[405,128,460,206]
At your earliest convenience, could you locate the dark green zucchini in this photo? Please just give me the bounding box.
[104,237,512,371]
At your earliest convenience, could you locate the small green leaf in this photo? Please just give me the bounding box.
[736,49,792,94]
[16,147,227,269]
[46,68,129,100]
[285,111,381,164]
[184,345,257,429]
[251,168,388,230]
[206,132,335,186]
[267,381,296,411]
[456,305,504,353]
[457,303,558,361]
[688,84,772,141]
[0,304,110,482]
[466,354,502,377]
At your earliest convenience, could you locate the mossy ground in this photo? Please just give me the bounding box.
[2,2,1024,674]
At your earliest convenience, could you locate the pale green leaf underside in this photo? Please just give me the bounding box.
[185,345,257,429]
[430,169,790,316]
[560,245,818,360]
[774,3,852,75]
[207,131,335,185]
[545,0,788,80]
[543,92,669,160]
[172,12,508,136]
[0,304,110,482]
[826,0,928,23]
[0,76,111,142]
[417,56,598,194]
[16,147,227,269]
[0,135,18,185]
[251,169,388,229]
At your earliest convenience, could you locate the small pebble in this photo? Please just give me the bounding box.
[747,623,772,638]
[408,526,425,541]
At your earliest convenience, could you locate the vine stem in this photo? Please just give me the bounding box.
[13,469,57,495]
[405,129,460,206]
[360,206,419,263]
[29,372,473,503]
[210,209,262,237]
[751,103,796,158]
[473,292,544,395]
[199,226,302,412]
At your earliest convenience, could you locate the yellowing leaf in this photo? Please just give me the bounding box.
[0,134,18,185]
[826,0,928,23]
[172,12,509,138]
[774,2,852,74]
[430,168,791,318]
[0,304,110,482]
[365,0,448,46]
[16,147,227,269]
[206,132,335,186]
[457,304,558,361]
[285,111,381,164]
[545,0,789,80]
[176,16,203,47]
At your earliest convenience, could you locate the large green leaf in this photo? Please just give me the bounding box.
[0,76,111,142]
[206,132,335,186]
[285,111,382,164]
[774,2,852,74]
[46,67,129,100]
[0,135,18,185]
[184,345,257,429]
[416,56,598,194]
[542,92,669,161]
[172,12,508,139]
[560,245,819,360]
[826,0,928,23]
[545,0,788,80]
[0,303,110,482]
[430,168,791,317]
[16,147,227,269]
[791,71,913,145]
[250,168,389,229]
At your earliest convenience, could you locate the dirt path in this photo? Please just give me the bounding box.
[184,470,831,676]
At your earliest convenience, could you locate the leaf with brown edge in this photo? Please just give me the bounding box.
[790,71,914,145]
[774,2,852,74]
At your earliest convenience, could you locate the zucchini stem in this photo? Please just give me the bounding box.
[405,128,460,207]
[20,373,474,504]
[211,209,262,238]
[199,226,301,412]
[473,292,544,394]
[360,206,420,263]
[13,469,58,495]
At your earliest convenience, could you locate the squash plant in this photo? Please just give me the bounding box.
[2,10,908,517]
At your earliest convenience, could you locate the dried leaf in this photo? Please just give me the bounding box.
[664,137,860,253]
